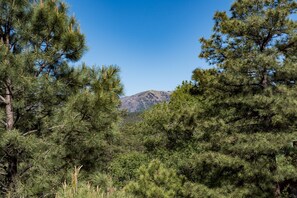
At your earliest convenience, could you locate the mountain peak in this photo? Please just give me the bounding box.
[120,90,171,112]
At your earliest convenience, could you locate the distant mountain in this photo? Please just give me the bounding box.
[120,90,171,112]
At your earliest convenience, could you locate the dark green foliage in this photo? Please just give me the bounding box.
[0,130,45,195]
[138,85,201,152]
[125,160,184,198]
[0,0,86,195]
[0,0,126,196]
[50,66,123,173]
[194,0,297,196]
[122,112,142,124]
[109,152,149,186]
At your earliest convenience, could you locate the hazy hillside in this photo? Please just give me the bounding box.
[120,90,171,112]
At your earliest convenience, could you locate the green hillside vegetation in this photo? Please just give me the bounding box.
[1,0,297,197]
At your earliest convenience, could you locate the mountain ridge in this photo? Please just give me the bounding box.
[120,90,171,112]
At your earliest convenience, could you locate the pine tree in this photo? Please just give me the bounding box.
[191,0,297,196]
[0,0,85,131]
[0,0,85,195]
[10,65,124,196]
[51,65,123,173]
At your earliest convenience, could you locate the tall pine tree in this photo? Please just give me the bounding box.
[0,0,85,195]
[190,0,297,197]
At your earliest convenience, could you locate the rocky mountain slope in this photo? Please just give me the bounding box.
[120,90,171,112]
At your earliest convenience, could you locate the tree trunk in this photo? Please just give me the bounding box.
[4,32,14,130]
[274,183,281,198]
[261,69,268,88]
[6,154,17,192]
[5,79,13,130]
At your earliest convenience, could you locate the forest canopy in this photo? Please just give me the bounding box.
[1,0,297,197]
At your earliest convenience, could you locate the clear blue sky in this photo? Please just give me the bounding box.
[66,0,234,96]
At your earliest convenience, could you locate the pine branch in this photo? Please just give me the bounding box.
[23,125,65,136]
[19,164,33,177]
[0,120,7,127]
[0,95,6,104]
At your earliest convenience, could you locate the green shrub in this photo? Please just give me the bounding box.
[109,152,149,186]
[125,160,184,198]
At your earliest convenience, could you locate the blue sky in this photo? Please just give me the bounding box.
[67,0,234,96]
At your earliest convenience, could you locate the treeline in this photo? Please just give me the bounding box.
[1,0,297,197]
